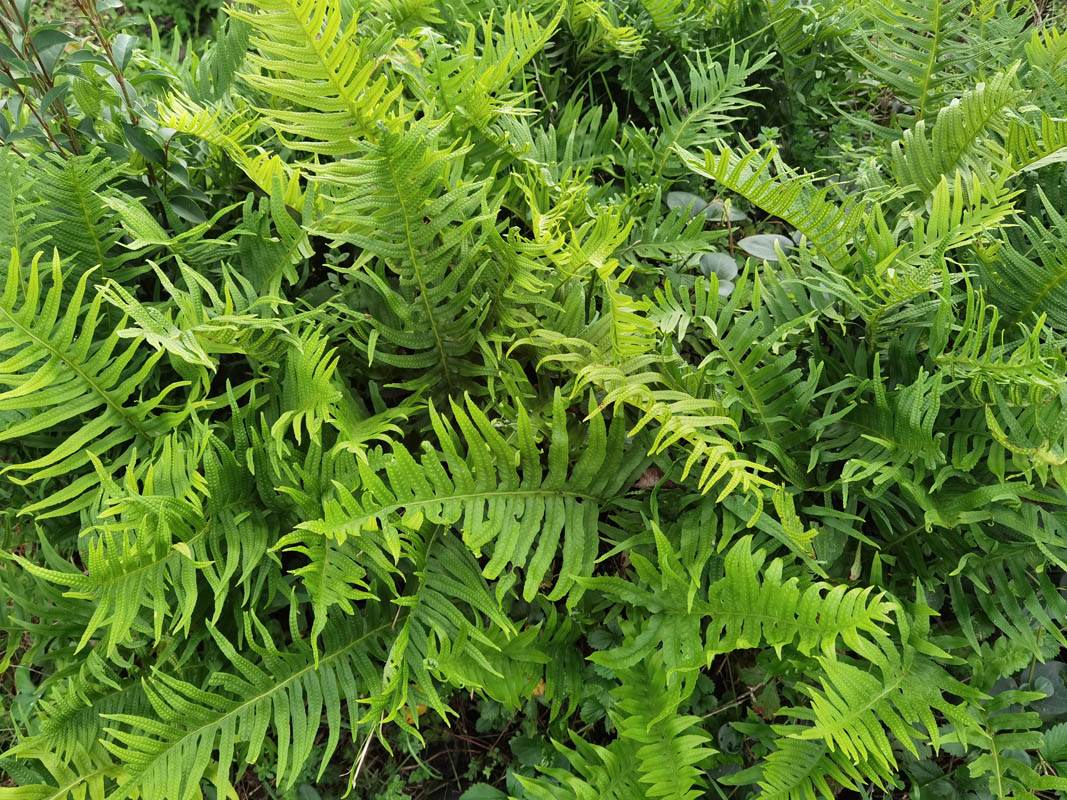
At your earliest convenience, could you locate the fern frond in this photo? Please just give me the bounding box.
[1005,109,1067,178]
[576,357,774,499]
[929,276,1066,405]
[977,187,1067,330]
[100,260,291,380]
[889,67,1023,196]
[11,431,270,658]
[626,201,724,264]
[414,7,561,135]
[0,744,122,800]
[636,0,696,36]
[792,644,976,772]
[966,688,1067,799]
[854,173,1017,341]
[676,142,863,270]
[948,506,1067,655]
[518,734,642,800]
[0,250,189,517]
[649,48,770,179]
[585,536,896,677]
[101,615,387,799]
[229,0,403,155]
[155,94,308,209]
[269,325,343,446]
[28,153,138,282]
[612,657,716,800]
[731,736,891,800]
[315,120,493,392]
[0,151,48,262]
[297,392,642,616]
[850,0,982,119]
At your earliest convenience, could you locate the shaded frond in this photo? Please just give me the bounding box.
[977,187,1067,330]
[315,120,494,392]
[649,48,770,179]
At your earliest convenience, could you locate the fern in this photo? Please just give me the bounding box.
[977,187,1067,330]
[676,142,863,270]
[315,120,494,392]
[611,657,716,800]
[296,392,643,611]
[27,153,136,282]
[850,0,985,119]
[229,0,402,156]
[889,67,1023,197]
[792,643,977,774]
[647,48,770,179]
[584,536,896,678]
[102,616,386,799]
[4,2,1067,798]
[0,250,189,517]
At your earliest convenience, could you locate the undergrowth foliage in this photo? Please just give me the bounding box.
[2,0,1067,798]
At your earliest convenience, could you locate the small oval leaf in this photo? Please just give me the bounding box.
[739,234,793,261]
[699,252,739,281]
[666,190,707,218]
[704,200,748,223]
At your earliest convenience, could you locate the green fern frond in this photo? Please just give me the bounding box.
[315,120,493,391]
[731,736,891,800]
[100,260,291,380]
[792,644,977,772]
[10,430,270,659]
[518,733,643,800]
[626,202,724,264]
[649,47,770,179]
[977,187,1067,330]
[27,153,137,282]
[1005,109,1067,178]
[101,615,388,800]
[854,173,1017,341]
[889,67,1023,197]
[576,357,774,499]
[414,6,562,135]
[929,276,1066,404]
[0,744,123,800]
[0,250,192,517]
[612,657,716,800]
[0,151,48,263]
[298,392,642,613]
[965,688,1067,799]
[229,0,403,155]
[949,506,1067,655]
[675,142,863,270]
[636,0,696,36]
[567,0,645,59]
[269,325,343,446]
[155,94,309,209]
[849,0,983,119]
[584,535,895,677]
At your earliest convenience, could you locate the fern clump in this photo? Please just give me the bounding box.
[2,0,1067,798]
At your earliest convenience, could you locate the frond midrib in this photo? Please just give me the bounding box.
[0,303,150,440]
[304,486,605,534]
[383,151,453,389]
[110,622,392,792]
